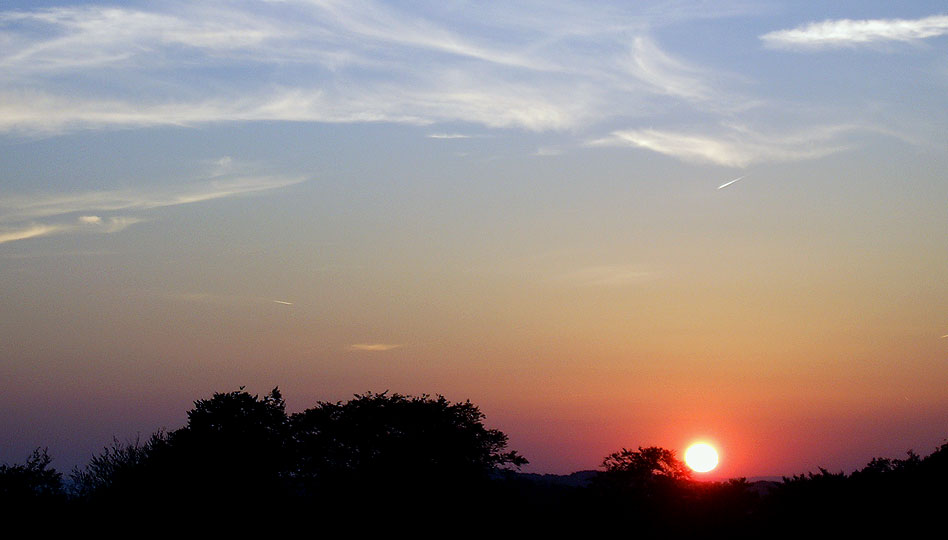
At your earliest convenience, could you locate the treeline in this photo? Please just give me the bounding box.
[2,387,946,532]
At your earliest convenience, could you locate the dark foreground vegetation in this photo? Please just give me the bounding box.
[3,388,946,533]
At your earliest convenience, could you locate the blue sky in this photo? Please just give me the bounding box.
[2,1,947,475]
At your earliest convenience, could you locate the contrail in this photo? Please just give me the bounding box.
[273,300,293,305]
[717,175,746,190]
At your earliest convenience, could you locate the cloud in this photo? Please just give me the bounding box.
[0,223,64,245]
[761,14,948,49]
[0,2,747,135]
[625,36,712,101]
[427,133,470,139]
[0,174,303,224]
[0,1,906,161]
[87,216,144,234]
[0,84,586,135]
[349,343,404,352]
[0,6,281,74]
[0,214,148,245]
[0,161,303,245]
[590,124,861,167]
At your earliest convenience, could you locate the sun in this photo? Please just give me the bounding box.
[684,443,719,473]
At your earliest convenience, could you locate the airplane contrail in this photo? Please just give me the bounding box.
[717,175,746,190]
[273,300,293,305]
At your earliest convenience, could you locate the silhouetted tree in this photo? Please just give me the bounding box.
[70,432,169,499]
[588,446,693,531]
[289,391,526,497]
[596,446,691,492]
[71,387,525,517]
[0,448,64,506]
[166,386,289,497]
[71,387,290,509]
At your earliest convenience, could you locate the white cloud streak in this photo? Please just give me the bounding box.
[625,36,712,101]
[591,124,860,167]
[427,133,470,139]
[0,216,142,245]
[0,175,303,224]
[0,224,64,245]
[761,14,948,49]
[0,168,303,245]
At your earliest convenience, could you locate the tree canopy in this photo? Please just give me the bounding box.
[290,391,527,492]
[0,448,63,506]
[70,387,525,506]
[596,446,691,492]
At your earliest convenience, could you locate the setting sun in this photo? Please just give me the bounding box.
[685,443,719,473]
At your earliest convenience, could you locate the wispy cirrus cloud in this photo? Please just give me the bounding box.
[0,1,750,135]
[0,223,63,245]
[0,157,303,245]
[0,6,281,74]
[0,1,917,164]
[625,36,712,101]
[0,174,303,224]
[590,124,866,167]
[761,14,948,49]
[0,215,142,245]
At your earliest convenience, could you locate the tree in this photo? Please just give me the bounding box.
[0,448,64,505]
[71,387,526,514]
[587,446,694,531]
[162,386,290,500]
[597,446,692,491]
[72,387,290,506]
[70,432,169,499]
[289,391,527,495]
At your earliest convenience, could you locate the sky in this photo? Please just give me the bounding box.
[1,0,947,478]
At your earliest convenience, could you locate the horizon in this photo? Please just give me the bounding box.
[2,1,947,479]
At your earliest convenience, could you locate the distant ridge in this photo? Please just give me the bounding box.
[503,470,598,488]
[504,471,787,491]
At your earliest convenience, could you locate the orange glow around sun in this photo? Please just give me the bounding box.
[685,443,719,473]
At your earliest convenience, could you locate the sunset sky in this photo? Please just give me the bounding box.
[2,0,947,478]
